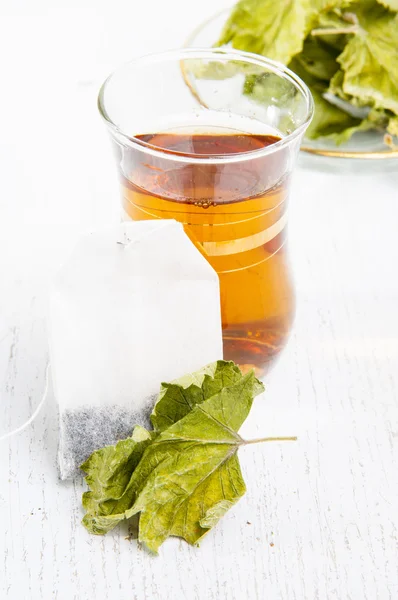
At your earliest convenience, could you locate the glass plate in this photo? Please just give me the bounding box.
[184,9,398,160]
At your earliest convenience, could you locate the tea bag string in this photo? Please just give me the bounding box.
[0,362,50,442]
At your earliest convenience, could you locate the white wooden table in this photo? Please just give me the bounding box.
[1,2,398,599]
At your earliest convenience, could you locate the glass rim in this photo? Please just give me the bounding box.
[98,47,314,164]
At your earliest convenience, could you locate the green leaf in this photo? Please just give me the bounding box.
[376,0,398,10]
[80,362,298,551]
[337,7,398,114]
[289,58,364,140]
[81,425,154,534]
[216,0,356,63]
[387,115,398,135]
[311,2,358,46]
[217,0,315,65]
[328,69,354,102]
[82,370,264,546]
[328,71,392,117]
[151,360,243,432]
[295,38,340,81]
[307,91,363,141]
[126,371,265,552]
[318,117,375,143]
[312,0,354,9]
[137,452,246,551]
[199,498,238,529]
[310,6,360,41]
[289,56,389,142]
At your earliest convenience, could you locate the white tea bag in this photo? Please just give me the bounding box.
[49,220,223,479]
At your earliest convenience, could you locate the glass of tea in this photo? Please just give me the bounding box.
[98,48,313,377]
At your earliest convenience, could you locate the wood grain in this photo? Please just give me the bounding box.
[1,5,398,599]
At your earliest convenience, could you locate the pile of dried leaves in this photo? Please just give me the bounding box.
[218,0,398,142]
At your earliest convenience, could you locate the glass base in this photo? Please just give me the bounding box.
[222,331,289,378]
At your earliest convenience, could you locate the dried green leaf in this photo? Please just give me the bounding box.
[376,0,398,10]
[82,370,265,548]
[81,425,154,534]
[319,117,376,143]
[387,115,398,135]
[295,38,340,81]
[337,7,398,114]
[328,69,354,102]
[290,59,364,140]
[151,360,243,433]
[81,362,265,539]
[307,93,364,141]
[217,0,315,64]
[310,6,360,43]
[312,0,354,10]
[126,371,265,552]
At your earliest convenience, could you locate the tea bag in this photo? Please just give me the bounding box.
[49,220,223,479]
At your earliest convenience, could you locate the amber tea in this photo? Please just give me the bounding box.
[118,130,294,376]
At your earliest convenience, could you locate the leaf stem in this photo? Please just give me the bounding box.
[242,436,297,445]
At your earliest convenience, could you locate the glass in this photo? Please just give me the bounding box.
[98,48,313,377]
